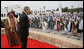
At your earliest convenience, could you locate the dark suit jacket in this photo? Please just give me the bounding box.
[19,12,30,37]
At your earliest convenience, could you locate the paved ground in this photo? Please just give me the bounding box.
[29,28,83,41]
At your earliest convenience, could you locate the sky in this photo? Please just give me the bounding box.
[1,1,83,10]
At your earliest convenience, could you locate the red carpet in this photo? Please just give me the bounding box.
[1,34,58,48]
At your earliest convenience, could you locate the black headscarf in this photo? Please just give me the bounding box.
[7,11,18,18]
[11,11,18,18]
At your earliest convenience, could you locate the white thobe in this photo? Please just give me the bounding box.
[67,21,71,31]
[78,19,83,30]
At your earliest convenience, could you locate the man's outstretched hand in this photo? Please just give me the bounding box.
[29,20,33,24]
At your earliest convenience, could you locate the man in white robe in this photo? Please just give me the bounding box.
[42,20,47,30]
[67,19,71,32]
[78,18,83,33]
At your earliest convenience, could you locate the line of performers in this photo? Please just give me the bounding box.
[29,13,83,37]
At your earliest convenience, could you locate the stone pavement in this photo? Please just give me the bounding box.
[29,28,83,48]
[29,28,83,41]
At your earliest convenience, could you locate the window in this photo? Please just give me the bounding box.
[4,14,5,17]
[36,11,37,13]
[40,11,41,13]
[34,11,35,13]
[38,11,39,13]
[1,14,3,17]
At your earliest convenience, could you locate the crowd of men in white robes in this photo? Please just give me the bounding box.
[29,12,83,37]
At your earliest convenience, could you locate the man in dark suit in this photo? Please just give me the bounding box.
[19,6,30,48]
